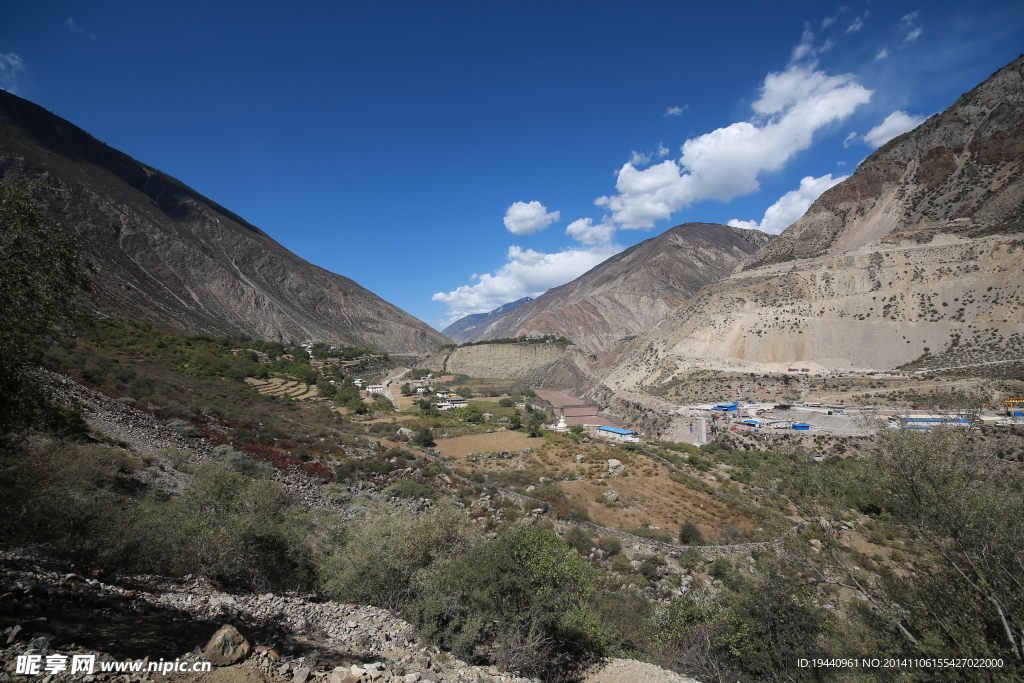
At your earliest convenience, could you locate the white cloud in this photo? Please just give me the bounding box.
[432,243,620,319]
[503,200,560,235]
[628,150,651,166]
[594,64,872,229]
[843,131,858,148]
[875,47,890,60]
[65,17,96,40]
[628,144,671,167]
[664,105,687,116]
[900,11,920,28]
[728,173,848,235]
[863,110,926,148]
[822,15,838,29]
[0,53,25,93]
[566,218,615,245]
[845,12,868,34]
[791,23,816,62]
[903,27,923,43]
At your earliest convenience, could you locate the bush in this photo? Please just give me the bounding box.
[597,536,622,556]
[409,526,602,677]
[679,521,705,546]
[385,478,438,500]
[411,426,435,447]
[708,557,732,580]
[321,500,471,610]
[678,548,702,571]
[564,526,593,555]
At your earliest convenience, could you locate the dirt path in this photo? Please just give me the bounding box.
[583,658,698,683]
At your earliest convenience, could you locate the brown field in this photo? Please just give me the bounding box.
[447,433,758,540]
[434,430,539,457]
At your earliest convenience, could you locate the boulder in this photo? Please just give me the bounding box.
[607,459,625,475]
[204,624,251,666]
[602,490,618,503]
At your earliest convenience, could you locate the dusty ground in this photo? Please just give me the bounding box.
[445,434,758,539]
[433,430,539,457]
[582,658,698,683]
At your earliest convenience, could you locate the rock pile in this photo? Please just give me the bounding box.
[0,554,539,683]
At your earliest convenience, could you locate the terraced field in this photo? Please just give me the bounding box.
[244,377,319,400]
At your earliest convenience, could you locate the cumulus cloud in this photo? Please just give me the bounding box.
[728,173,848,235]
[432,243,621,319]
[628,144,671,167]
[0,53,25,93]
[565,218,616,245]
[503,201,560,235]
[628,150,652,166]
[863,110,926,148]
[664,105,688,116]
[594,64,872,229]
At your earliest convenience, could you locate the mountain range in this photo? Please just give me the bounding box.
[598,55,1024,391]
[0,90,450,355]
[441,297,534,344]
[447,223,773,357]
[4,56,1023,383]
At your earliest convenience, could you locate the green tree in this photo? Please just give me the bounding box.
[346,397,369,415]
[412,426,435,447]
[867,427,1024,668]
[0,182,92,449]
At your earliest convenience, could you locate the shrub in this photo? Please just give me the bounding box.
[610,553,631,573]
[321,500,471,610]
[564,526,593,555]
[409,525,602,677]
[678,548,702,571]
[597,536,622,556]
[411,426,435,447]
[385,478,438,500]
[680,521,705,546]
[708,557,732,580]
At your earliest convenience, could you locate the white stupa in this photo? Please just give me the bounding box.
[555,411,569,433]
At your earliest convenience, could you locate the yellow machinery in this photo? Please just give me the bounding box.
[1004,397,1024,416]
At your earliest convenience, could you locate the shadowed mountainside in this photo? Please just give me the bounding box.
[0,90,450,354]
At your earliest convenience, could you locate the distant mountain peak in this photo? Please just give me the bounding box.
[441,297,534,344]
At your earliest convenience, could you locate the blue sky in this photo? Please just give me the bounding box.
[2,1,1023,330]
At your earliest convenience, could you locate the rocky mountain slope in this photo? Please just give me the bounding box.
[597,57,1024,391]
[424,341,597,390]
[467,224,773,357]
[0,91,450,355]
[441,296,533,344]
